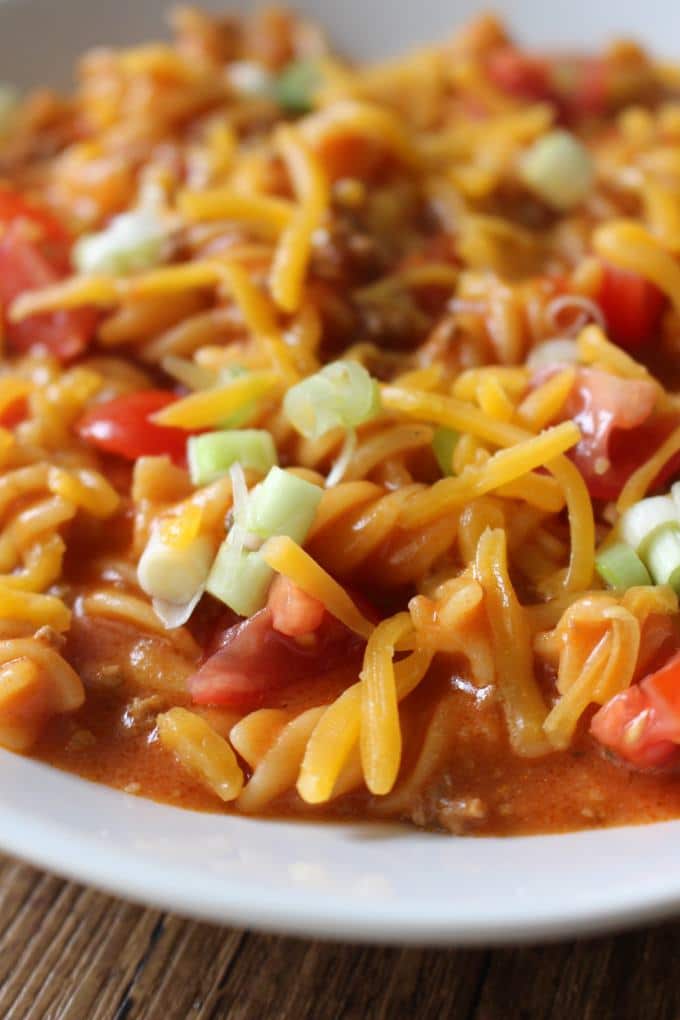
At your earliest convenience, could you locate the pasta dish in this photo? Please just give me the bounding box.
[2,6,680,834]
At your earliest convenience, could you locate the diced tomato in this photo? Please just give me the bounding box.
[642,651,680,724]
[487,49,609,118]
[568,368,658,436]
[596,263,666,351]
[267,576,326,638]
[0,186,72,269]
[590,684,679,769]
[637,613,678,679]
[76,390,190,464]
[570,58,608,118]
[565,368,659,499]
[603,415,680,500]
[0,225,98,360]
[486,47,552,101]
[592,651,680,769]
[548,57,609,119]
[0,187,97,360]
[189,607,364,711]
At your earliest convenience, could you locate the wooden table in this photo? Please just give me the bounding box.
[0,854,677,1020]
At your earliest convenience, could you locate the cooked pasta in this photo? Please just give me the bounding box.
[5,6,680,835]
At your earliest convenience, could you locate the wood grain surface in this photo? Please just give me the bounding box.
[0,853,677,1020]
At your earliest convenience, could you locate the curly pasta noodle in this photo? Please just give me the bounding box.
[227,644,434,812]
[306,481,458,587]
[0,636,84,751]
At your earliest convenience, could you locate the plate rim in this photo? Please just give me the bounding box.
[2,753,680,945]
[3,0,680,950]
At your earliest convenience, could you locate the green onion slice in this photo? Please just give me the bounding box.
[620,496,679,557]
[284,360,381,440]
[206,467,323,616]
[272,59,322,114]
[74,209,169,276]
[138,530,215,629]
[644,524,680,593]
[188,430,277,486]
[595,542,652,590]
[520,129,594,211]
[243,466,321,542]
[206,539,276,618]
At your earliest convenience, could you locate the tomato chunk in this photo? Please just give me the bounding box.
[76,390,190,463]
[577,59,608,118]
[591,652,680,769]
[549,57,609,119]
[267,576,326,637]
[590,685,678,769]
[0,186,72,268]
[637,613,678,679]
[565,368,658,499]
[486,47,551,101]
[597,263,665,352]
[642,651,680,724]
[487,49,609,118]
[0,188,97,360]
[189,607,364,711]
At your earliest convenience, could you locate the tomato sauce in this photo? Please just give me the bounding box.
[31,631,680,835]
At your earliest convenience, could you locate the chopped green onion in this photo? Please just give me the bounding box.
[595,542,651,589]
[272,59,322,114]
[138,532,214,606]
[188,430,277,486]
[285,374,345,438]
[644,524,680,592]
[0,84,19,136]
[206,467,323,616]
[432,427,459,476]
[206,539,275,618]
[620,496,679,557]
[227,61,273,96]
[284,360,381,440]
[520,130,594,211]
[243,466,322,542]
[74,209,170,276]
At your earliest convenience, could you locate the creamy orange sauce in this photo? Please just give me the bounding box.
[32,635,680,835]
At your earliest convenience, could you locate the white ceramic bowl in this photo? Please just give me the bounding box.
[2,0,680,945]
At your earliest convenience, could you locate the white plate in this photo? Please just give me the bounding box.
[4,747,680,944]
[2,0,680,945]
